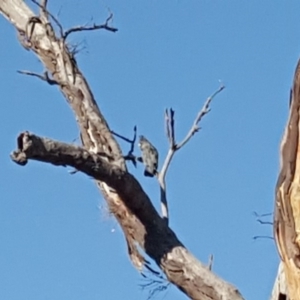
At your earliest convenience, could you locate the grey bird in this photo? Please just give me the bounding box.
[138,135,159,177]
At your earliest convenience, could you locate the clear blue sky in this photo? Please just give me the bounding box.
[0,1,299,299]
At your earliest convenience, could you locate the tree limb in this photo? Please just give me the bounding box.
[1,2,244,299]
[158,85,225,225]
[11,131,244,300]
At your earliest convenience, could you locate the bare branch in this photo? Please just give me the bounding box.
[176,84,225,150]
[158,84,225,225]
[112,126,138,167]
[112,127,136,145]
[63,12,118,40]
[0,2,245,298]
[208,254,214,271]
[253,211,272,218]
[10,131,245,300]
[253,211,273,225]
[68,40,88,58]
[256,219,273,225]
[140,275,170,300]
[17,70,59,85]
[11,131,122,180]
[253,235,274,241]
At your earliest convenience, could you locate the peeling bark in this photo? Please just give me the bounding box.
[274,57,300,300]
[1,1,245,299]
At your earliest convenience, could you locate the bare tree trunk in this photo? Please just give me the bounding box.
[0,1,245,299]
[274,57,300,300]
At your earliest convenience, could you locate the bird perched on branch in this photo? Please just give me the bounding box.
[138,135,159,177]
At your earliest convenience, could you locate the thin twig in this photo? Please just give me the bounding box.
[207,254,214,271]
[253,211,273,225]
[256,219,273,225]
[176,84,225,149]
[68,169,78,175]
[17,70,59,85]
[112,130,134,144]
[253,211,272,218]
[63,13,118,40]
[253,235,274,240]
[139,270,170,300]
[112,126,137,167]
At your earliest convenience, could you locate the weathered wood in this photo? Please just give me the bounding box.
[274,58,300,299]
[1,1,245,299]
[270,262,289,300]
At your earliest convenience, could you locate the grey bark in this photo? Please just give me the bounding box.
[1,1,246,299]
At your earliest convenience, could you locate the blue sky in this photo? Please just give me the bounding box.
[0,1,299,299]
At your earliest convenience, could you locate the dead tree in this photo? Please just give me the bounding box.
[0,1,246,299]
[272,57,300,300]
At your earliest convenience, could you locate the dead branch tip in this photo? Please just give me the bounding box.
[63,12,118,40]
[157,84,225,226]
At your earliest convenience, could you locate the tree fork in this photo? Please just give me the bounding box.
[1,1,244,299]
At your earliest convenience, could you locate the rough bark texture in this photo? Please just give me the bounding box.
[0,1,246,299]
[274,57,300,300]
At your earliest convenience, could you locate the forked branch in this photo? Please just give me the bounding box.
[158,84,225,225]
[112,126,138,167]
[0,1,244,299]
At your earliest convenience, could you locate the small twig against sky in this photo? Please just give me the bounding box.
[63,12,117,40]
[140,268,170,300]
[207,254,214,271]
[158,84,225,225]
[253,211,273,225]
[176,84,225,149]
[256,219,273,225]
[253,211,273,218]
[253,235,274,241]
[17,70,59,85]
[68,40,88,58]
